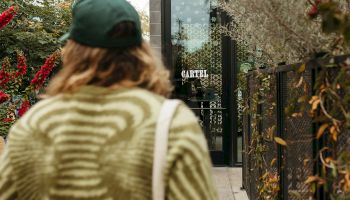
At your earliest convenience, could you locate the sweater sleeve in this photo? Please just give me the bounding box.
[165,103,218,200]
[0,150,17,200]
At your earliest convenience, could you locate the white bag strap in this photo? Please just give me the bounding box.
[152,99,181,200]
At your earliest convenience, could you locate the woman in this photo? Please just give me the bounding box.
[0,0,218,199]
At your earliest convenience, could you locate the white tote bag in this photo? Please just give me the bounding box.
[152,100,181,200]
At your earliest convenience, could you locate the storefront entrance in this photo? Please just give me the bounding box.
[162,0,240,166]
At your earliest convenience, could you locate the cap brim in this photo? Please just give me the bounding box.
[59,32,70,43]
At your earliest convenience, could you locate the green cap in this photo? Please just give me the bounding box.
[60,0,142,48]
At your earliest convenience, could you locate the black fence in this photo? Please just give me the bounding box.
[242,56,350,200]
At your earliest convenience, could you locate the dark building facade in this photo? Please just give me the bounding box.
[150,0,241,166]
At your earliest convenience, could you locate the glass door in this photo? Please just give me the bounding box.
[166,0,231,165]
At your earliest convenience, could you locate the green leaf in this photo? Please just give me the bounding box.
[297,95,308,103]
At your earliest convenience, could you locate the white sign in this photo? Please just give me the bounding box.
[181,70,209,78]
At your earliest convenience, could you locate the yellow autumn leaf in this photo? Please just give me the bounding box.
[305,176,321,184]
[325,157,333,164]
[270,158,277,167]
[274,137,287,146]
[330,126,338,142]
[297,63,306,73]
[317,124,329,139]
[312,99,320,111]
[331,132,338,142]
[309,96,319,104]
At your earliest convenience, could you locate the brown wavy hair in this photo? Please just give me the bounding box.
[46,23,173,97]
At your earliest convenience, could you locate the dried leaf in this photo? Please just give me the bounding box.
[270,158,277,166]
[312,99,320,111]
[309,96,319,104]
[330,126,338,142]
[331,132,338,142]
[325,157,333,164]
[274,137,287,146]
[292,113,302,118]
[266,126,276,139]
[317,124,329,139]
[289,191,302,199]
[305,176,321,184]
[336,84,341,90]
[295,76,304,88]
[319,84,326,91]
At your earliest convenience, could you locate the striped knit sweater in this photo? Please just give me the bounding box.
[0,86,218,200]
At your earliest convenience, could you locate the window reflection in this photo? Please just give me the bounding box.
[171,0,224,151]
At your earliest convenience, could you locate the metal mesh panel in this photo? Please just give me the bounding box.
[337,129,350,153]
[243,61,350,200]
[261,74,278,175]
[242,76,250,193]
[247,73,260,200]
[283,70,314,200]
[327,68,350,156]
[242,111,250,191]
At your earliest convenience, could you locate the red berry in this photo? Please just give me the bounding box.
[308,5,318,18]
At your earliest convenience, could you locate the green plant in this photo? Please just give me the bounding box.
[0,5,61,138]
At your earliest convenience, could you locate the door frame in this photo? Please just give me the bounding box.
[161,0,240,167]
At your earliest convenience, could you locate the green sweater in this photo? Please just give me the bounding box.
[0,86,218,200]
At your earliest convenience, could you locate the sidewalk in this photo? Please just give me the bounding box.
[213,168,249,200]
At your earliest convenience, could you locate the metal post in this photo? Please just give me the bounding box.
[277,71,288,200]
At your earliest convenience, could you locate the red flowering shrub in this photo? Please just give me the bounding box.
[0,6,17,30]
[0,52,28,89]
[31,50,60,88]
[0,59,11,88]
[2,118,13,123]
[15,52,27,77]
[18,100,30,117]
[0,91,9,103]
[0,5,61,138]
[0,51,60,136]
[307,0,322,19]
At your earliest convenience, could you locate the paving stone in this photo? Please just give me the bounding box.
[213,167,249,200]
[217,188,235,200]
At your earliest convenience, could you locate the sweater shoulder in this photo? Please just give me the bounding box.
[9,96,64,134]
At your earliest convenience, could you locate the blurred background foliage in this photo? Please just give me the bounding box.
[0,0,71,66]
